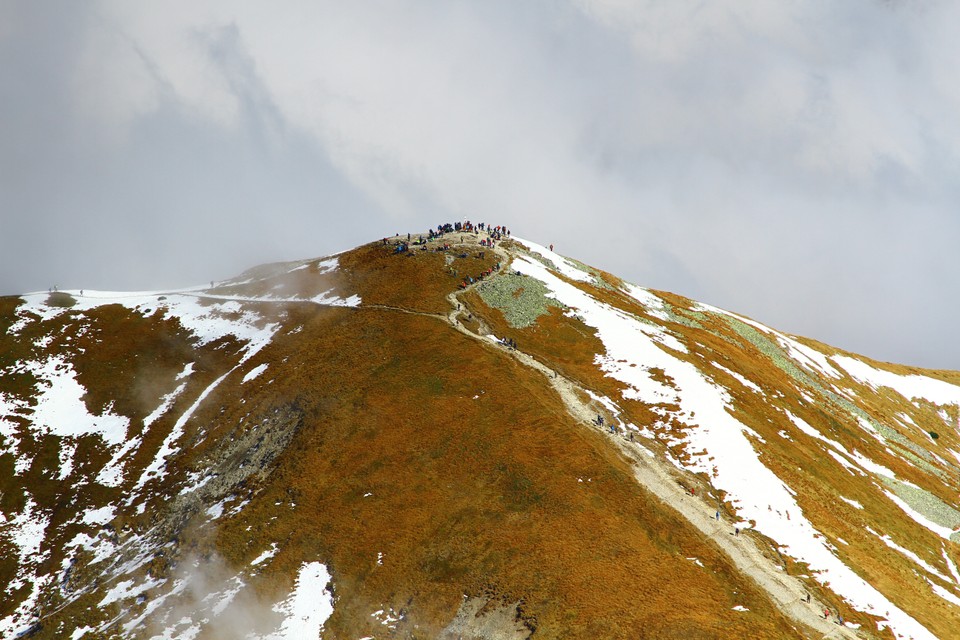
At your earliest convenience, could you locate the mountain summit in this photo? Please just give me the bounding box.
[2,227,959,639]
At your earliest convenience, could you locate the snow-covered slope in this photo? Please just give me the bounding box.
[504,238,960,639]
[2,232,959,639]
[0,258,355,639]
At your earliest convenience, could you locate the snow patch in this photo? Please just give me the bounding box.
[135,370,233,489]
[621,284,670,321]
[943,548,960,585]
[867,528,951,582]
[262,562,334,639]
[99,576,163,606]
[929,581,960,607]
[144,381,188,429]
[839,497,863,510]
[242,364,269,384]
[513,237,592,283]
[81,506,115,526]
[251,544,279,566]
[832,356,960,407]
[714,363,761,393]
[23,356,130,446]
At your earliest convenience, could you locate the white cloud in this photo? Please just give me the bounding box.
[7,0,960,367]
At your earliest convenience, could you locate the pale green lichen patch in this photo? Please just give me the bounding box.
[475,273,563,328]
[565,258,618,291]
[881,477,960,541]
[660,303,706,331]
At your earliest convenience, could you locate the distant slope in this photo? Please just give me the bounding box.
[1,230,958,639]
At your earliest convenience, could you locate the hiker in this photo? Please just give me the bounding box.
[824,609,830,620]
[837,614,843,625]
[734,527,739,537]
[549,244,554,251]
[628,432,634,441]
[715,511,720,521]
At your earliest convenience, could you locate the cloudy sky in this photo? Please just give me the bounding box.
[4,1,960,369]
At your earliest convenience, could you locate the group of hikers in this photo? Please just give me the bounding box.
[593,413,638,442]
[485,224,510,240]
[458,261,502,289]
[429,221,512,238]
[386,238,453,254]
[384,220,512,256]
[822,607,844,626]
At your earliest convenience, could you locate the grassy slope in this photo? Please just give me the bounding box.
[207,240,805,638]
[15,236,958,638]
[464,247,960,639]
[211,307,804,639]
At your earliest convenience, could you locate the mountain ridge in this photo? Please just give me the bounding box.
[2,228,959,639]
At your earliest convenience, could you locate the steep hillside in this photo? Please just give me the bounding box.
[1,229,959,639]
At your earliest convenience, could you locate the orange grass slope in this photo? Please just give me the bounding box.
[209,237,810,638]
[216,309,806,639]
[3,231,959,639]
[0,235,810,639]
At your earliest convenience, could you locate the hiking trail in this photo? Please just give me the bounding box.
[439,239,862,640]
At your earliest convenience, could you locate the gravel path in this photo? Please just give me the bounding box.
[443,240,863,640]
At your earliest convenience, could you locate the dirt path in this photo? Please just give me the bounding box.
[441,240,861,640]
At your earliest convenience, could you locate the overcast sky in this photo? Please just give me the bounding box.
[4,1,960,369]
